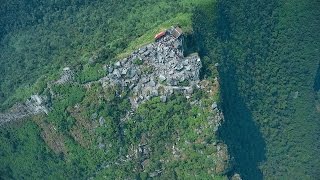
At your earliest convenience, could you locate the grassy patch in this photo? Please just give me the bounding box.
[117,13,193,59]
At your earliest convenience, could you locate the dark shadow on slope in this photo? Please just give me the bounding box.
[217,67,266,179]
[313,63,320,91]
[216,6,267,175]
[191,2,267,178]
[216,44,267,179]
[182,33,198,57]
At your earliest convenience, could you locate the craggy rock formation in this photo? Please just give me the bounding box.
[99,27,201,108]
[0,95,48,126]
[0,66,74,126]
[55,67,74,84]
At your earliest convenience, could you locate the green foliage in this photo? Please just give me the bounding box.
[0,0,198,109]
[94,94,223,179]
[0,121,66,179]
[141,65,154,75]
[133,58,143,65]
[2,83,223,179]
[0,0,228,179]
[47,84,85,130]
[192,0,320,178]
[77,64,105,83]
[177,80,190,86]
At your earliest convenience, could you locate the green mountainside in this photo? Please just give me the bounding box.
[1,0,320,179]
[0,0,203,110]
[193,0,320,179]
[1,0,231,179]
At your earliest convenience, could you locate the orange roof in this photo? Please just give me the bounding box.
[154,31,166,39]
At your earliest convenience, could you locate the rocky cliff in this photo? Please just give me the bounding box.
[99,27,201,109]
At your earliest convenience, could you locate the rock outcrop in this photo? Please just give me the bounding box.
[0,26,240,179]
[55,67,74,84]
[99,27,201,108]
[0,95,48,126]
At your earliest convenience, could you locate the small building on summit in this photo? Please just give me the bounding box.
[154,26,183,41]
[172,27,183,38]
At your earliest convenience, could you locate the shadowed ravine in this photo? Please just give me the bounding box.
[217,64,266,179]
[192,1,267,179]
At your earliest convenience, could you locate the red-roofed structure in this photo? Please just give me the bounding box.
[154,31,166,40]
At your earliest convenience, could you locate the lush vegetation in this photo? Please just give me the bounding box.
[0,121,67,179]
[192,0,320,179]
[95,93,225,179]
[0,82,226,179]
[0,0,228,179]
[1,0,319,179]
[0,0,207,110]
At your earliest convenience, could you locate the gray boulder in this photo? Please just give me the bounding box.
[121,68,128,75]
[108,66,114,73]
[114,61,121,67]
[212,102,218,110]
[113,69,121,78]
[175,64,184,71]
[127,68,137,78]
[149,80,156,87]
[160,95,167,102]
[99,116,105,126]
[159,74,166,82]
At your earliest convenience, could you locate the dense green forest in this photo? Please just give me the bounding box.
[0,0,228,179]
[0,0,205,110]
[1,0,320,179]
[193,0,320,179]
[0,83,226,179]
[0,121,67,179]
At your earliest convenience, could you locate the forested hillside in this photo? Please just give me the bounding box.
[0,0,203,110]
[1,0,319,179]
[0,0,231,179]
[193,0,320,179]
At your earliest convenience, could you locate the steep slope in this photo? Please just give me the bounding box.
[0,0,197,111]
[192,0,320,178]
